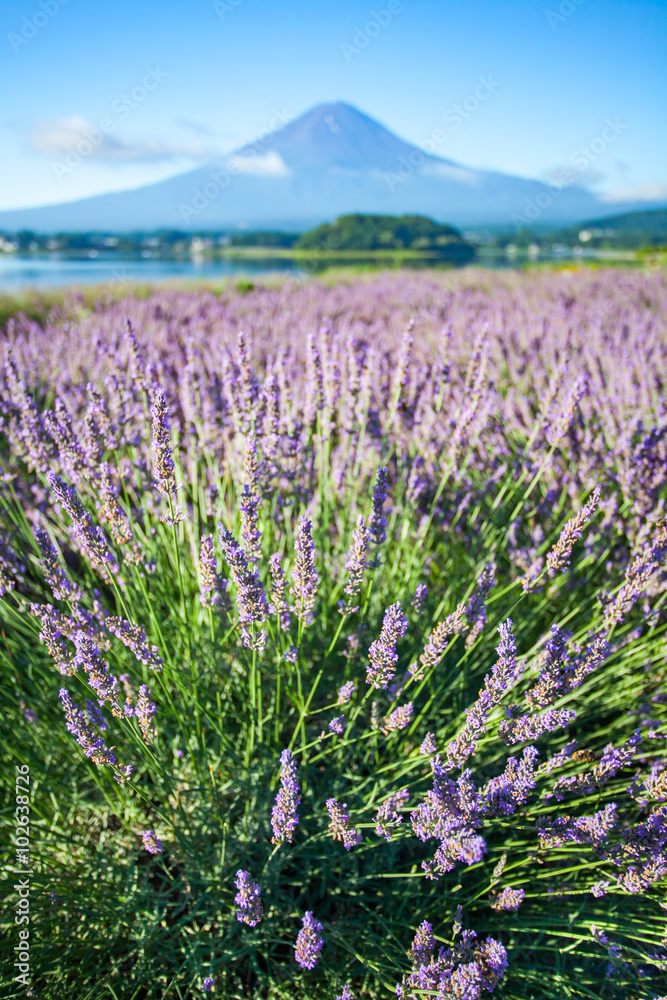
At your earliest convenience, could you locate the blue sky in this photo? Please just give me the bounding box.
[1,0,665,211]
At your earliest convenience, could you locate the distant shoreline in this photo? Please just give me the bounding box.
[0,245,651,262]
[1,259,664,330]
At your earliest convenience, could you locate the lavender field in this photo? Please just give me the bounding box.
[1,268,667,999]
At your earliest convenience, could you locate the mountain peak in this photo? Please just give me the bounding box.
[238,100,422,172]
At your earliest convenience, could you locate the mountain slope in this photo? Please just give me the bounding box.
[0,102,658,232]
[556,208,667,239]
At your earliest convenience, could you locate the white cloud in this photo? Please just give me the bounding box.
[420,161,478,185]
[600,182,667,204]
[225,150,290,177]
[28,115,214,163]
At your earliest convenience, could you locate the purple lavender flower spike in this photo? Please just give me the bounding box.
[390,318,414,404]
[125,319,148,390]
[328,715,346,735]
[141,830,163,854]
[105,616,163,669]
[545,372,587,447]
[219,525,268,647]
[396,928,507,997]
[597,730,643,781]
[135,685,157,743]
[334,986,354,1000]
[411,582,428,617]
[367,602,408,689]
[202,976,215,993]
[59,689,116,766]
[234,869,263,926]
[483,746,540,816]
[489,886,525,912]
[603,518,667,628]
[0,533,25,598]
[416,601,468,678]
[337,680,355,705]
[33,526,81,601]
[375,789,409,840]
[408,920,435,967]
[306,332,324,425]
[537,803,618,851]
[262,375,280,461]
[388,670,407,702]
[85,700,107,731]
[240,484,262,563]
[422,831,488,879]
[491,854,508,882]
[271,749,301,844]
[86,385,116,452]
[47,473,118,581]
[236,331,260,418]
[446,619,521,767]
[294,911,324,970]
[199,533,220,608]
[218,526,247,580]
[524,625,571,710]
[99,463,134,547]
[73,632,122,717]
[464,562,495,649]
[43,401,74,478]
[383,702,413,734]
[32,604,75,675]
[420,733,436,755]
[368,466,389,548]
[546,486,601,577]
[150,388,177,496]
[499,707,576,745]
[568,632,609,690]
[479,937,509,988]
[607,798,667,888]
[448,962,482,996]
[412,757,484,852]
[326,798,362,850]
[243,433,261,496]
[269,553,291,631]
[341,515,368,611]
[291,516,318,624]
[4,351,48,472]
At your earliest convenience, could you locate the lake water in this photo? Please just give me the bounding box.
[0,253,302,293]
[0,249,617,292]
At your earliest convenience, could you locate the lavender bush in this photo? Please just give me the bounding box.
[1,268,667,999]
